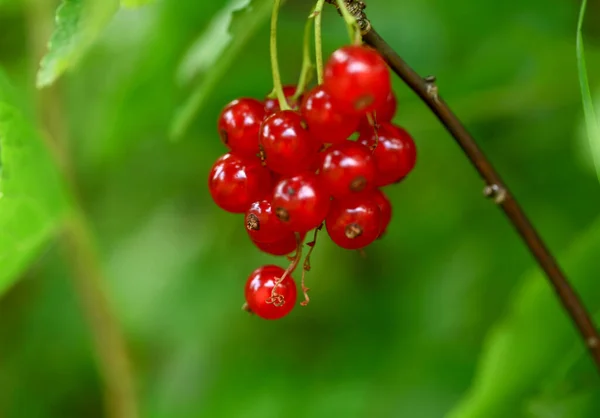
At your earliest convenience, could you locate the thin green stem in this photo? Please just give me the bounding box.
[270,0,290,110]
[293,15,315,100]
[335,0,360,43]
[314,0,326,84]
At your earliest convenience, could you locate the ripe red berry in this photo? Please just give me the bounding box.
[259,110,319,176]
[251,231,305,256]
[326,195,382,250]
[358,90,397,131]
[245,265,297,320]
[264,85,302,115]
[272,173,330,233]
[319,141,376,198]
[208,153,272,213]
[300,85,359,144]
[358,123,417,186]
[218,98,265,158]
[245,200,291,243]
[369,189,392,237]
[324,45,391,115]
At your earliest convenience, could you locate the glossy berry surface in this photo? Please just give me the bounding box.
[301,85,359,144]
[208,153,272,213]
[324,45,391,115]
[264,85,302,115]
[326,195,382,250]
[319,141,376,198]
[272,173,330,233]
[245,200,291,243]
[251,231,305,256]
[369,189,392,237]
[217,98,265,158]
[358,90,397,131]
[245,265,297,320]
[358,122,417,186]
[259,110,319,175]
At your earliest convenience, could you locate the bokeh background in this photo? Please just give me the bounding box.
[1,0,600,417]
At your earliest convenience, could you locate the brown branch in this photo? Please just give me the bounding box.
[328,0,600,370]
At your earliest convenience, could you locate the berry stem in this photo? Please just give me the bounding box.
[267,232,304,306]
[293,13,316,100]
[314,0,326,84]
[335,0,361,44]
[325,0,600,371]
[300,223,323,306]
[270,0,291,111]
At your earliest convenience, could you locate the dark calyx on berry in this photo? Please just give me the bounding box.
[324,45,391,116]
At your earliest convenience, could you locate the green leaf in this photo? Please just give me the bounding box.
[0,71,69,294]
[446,216,600,418]
[36,0,119,88]
[170,0,275,139]
[121,0,153,8]
[577,0,600,184]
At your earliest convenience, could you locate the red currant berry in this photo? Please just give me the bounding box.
[358,123,417,186]
[245,200,291,243]
[259,110,319,176]
[368,189,392,237]
[324,45,391,115]
[251,231,305,256]
[272,173,330,233]
[245,265,297,320]
[326,195,382,250]
[218,98,265,158]
[208,153,272,213]
[300,85,359,144]
[319,141,376,198]
[264,85,302,115]
[358,90,397,131]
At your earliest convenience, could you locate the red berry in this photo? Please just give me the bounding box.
[264,85,302,115]
[218,98,265,158]
[251,231,305,256]
[358,90,397,131]
[272,173,330,233]
[259,110,319,176]
[245,265,297,320]
[369,189,392,237]
[300,85,359,144]
[358,123,417,186]
[245,200,291,243]
[326,195,382,250]
[324,45,391,115]
[319,141,376,198]
[208,153,272,213]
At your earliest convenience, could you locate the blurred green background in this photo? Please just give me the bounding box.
[1,0,600,417]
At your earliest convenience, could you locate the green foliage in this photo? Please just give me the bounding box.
[170,0,276,139]
[447,216,600,418]
[0,72,69,295]
[121,0,153,8]
[37,0,119,88]
[577,0,600,184]
[1,0,600,416]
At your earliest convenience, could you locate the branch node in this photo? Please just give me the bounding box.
[326,0,371,35]
[424,75,439,102]
[483,184,507,204]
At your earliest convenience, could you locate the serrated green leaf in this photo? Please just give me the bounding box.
[36,0,119,88]
[0,70,69,294]
[577,0,600,184]
[446,217,600,418]
[170,0,275,139]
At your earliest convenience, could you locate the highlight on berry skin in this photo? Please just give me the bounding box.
[206,2,417,319]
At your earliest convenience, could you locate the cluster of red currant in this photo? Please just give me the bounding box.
[208,44,416,320]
